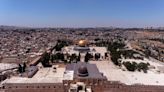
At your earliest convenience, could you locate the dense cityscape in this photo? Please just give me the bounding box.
[1,0,164,92]
[0,26,163,92]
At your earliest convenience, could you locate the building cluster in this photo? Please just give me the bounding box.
[0,26,164,92]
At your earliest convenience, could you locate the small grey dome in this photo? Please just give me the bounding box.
[78,65,88,77]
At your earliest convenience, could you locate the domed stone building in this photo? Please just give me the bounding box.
[73,40,90,53]
[64,62,107,82]
[62,39,108,61]
[78,65,88,77]
[78,40,87,47]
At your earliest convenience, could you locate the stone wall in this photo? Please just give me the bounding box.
[3,83,64,92]
[3,81,164,92]
[102,81,164,92]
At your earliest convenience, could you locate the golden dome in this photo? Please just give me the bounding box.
[78,40,87,47]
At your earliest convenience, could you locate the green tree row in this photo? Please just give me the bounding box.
[123,62,150,73]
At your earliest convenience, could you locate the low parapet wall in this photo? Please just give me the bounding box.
[3,83,64,92]
[94,81,164,92]
[2,81,164,92]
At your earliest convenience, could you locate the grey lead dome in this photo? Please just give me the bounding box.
[78,65,88,77]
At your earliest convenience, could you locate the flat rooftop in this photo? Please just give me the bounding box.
[90,60,164,85]
[3,66,65,84]
[63,70,74,80]
[33,66,65,79]
[0,63,18,72]
[66,62,106,79]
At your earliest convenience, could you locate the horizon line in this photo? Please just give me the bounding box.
[0,25,164,29]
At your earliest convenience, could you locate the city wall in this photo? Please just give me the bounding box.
[3,83,64,92]
[2,81,164,92]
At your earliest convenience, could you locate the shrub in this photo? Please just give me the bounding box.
[137,62,149,73]
[123,62,137,71]
[123,61,149,73]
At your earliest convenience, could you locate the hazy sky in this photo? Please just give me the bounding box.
[0,0,164,28]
